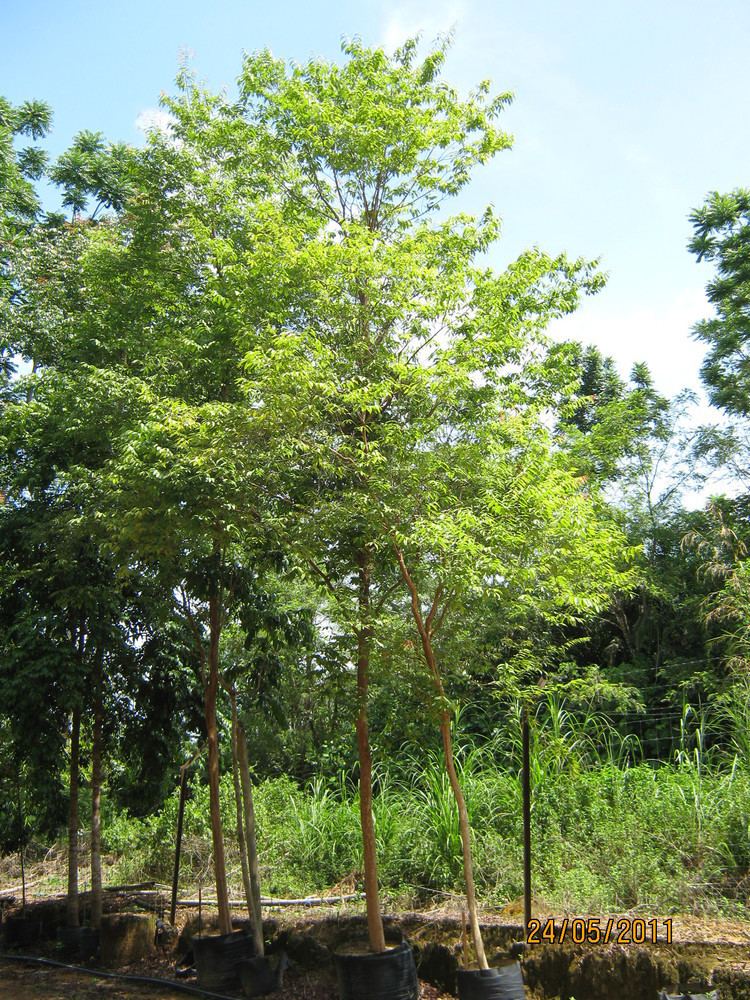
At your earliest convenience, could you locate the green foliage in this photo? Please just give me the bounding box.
[0,96,51,237]
[99,707,750,915]
[681,502,743,667]
[49,131,131,219]
[3,42,749,928]
[689,188,750,416]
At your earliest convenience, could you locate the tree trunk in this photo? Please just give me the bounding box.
[237,721,264,955]
[90,650,104,929]
[395,546,488,968]
[438,708,488,968]
[228,688,260,949]
[206,591,232,935]
[66,706,81,929]
[357,549,387,953]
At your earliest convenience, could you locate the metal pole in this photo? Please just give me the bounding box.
[169,766,188,926]
[17,777,26,914]
[522,705,532,934]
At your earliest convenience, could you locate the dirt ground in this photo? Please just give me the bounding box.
[0,956,453,1000]
[0,961,185,999]
[1,882,748,999]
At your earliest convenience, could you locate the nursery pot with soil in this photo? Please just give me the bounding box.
[57,925,100,961]
[100,913,155,965]
[238,952,288,997]
[457,962,526,1000]
[3,915,43,948]
[193,929,256,991]
[334,940,419,1000]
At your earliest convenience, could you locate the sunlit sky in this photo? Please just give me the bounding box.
[3,0,750,410]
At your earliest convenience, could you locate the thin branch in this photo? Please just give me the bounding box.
[306,558,347,610]
[179,586,206,678]
[424,582,444,637]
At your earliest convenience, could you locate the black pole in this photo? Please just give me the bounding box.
[522,705,532,934]
[16,775,26,914]
[169,766,188,926]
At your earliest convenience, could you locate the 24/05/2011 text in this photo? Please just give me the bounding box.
[526,917,673,945]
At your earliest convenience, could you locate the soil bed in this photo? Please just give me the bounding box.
[2,892,748,999]
[0,954,453,1000]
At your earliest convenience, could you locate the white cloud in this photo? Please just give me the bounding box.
[380,0,466,53]
[135,107,174,136]
[548,286,713,402]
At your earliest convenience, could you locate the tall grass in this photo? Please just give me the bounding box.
[98,696,750,916]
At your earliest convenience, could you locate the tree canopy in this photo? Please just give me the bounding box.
[1,40,747,951]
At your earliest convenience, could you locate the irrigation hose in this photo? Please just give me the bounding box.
[0,951,243,1000]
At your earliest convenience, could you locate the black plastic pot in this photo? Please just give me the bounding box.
[457,963,526,1000]
[239,952,288,997]
[3,915,43,948]
[57,925,100,961]
[334,940,418,1000]
[193,929,256,991]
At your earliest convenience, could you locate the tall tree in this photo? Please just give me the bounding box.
[689,188,750,417]
[0,95,51,390]
[238,37,610,952]
[12,69,314,934]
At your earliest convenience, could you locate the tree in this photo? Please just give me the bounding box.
[0,95,51,389]
[0,484,151,929]
[236,35,515,953]
[0,111,233,931]
[0,96,51,235]
[546,346,726,710]
[684,497,750,676]
[685,190,750,693]
[12,70,315,936]
[689,189,750,417]
[237,37,621,955]
[388,410,632,962]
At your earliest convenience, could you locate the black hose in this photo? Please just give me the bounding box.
[0,951,243,1000]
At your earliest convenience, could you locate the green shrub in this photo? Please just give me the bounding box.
[94,734,749,916]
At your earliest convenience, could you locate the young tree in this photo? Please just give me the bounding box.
[389,418,632,963]
[238,37,613,952]
[27,73,314,935]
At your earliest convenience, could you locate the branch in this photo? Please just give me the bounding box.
[305,558,347,610]
[179,586,207,681]
[432,591,455,636]
[393,543,445,695]
[424,582,444,637]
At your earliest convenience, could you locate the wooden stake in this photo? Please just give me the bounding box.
[522,705,532,934]
[169,765,188,926]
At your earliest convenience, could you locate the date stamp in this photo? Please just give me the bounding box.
[526,917,673,945]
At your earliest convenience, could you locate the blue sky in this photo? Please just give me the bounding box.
[3,0,750,405]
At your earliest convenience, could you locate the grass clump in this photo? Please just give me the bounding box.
[56,696,740,915]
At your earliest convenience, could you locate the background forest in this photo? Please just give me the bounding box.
[1,40,750,921]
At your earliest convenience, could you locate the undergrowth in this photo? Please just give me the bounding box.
[96,697,750,917]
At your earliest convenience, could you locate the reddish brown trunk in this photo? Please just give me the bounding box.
[90,650,103,929]
[207,591,232,935]
[357,550,386,953]
[66,706,81,929]
[395,546,488,969]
